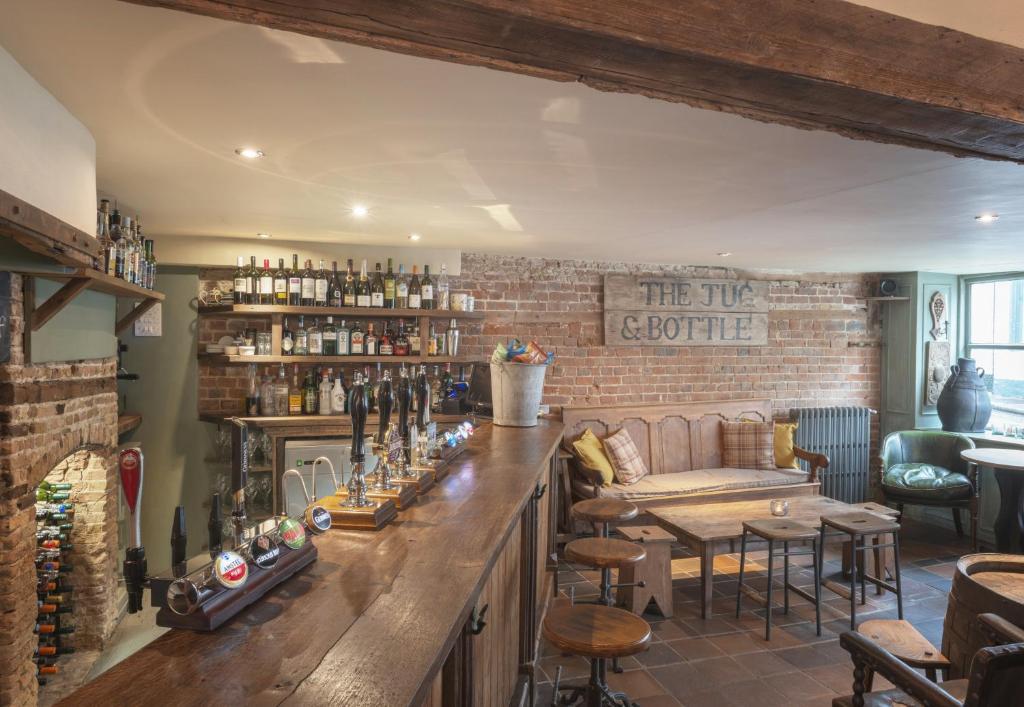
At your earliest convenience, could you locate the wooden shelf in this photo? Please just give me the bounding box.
[21,268,164,334]
[863,296,910,302]
[198,353,479,365]
[117,413,142,436]
[198,304,484,320]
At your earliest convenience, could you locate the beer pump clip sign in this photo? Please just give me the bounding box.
[603,275,769,346]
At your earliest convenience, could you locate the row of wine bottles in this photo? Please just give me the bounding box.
[35,481,76,685]
[233,256,452,309]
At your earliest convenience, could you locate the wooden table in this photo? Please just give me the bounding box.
[61,421,563,707]
[961,447,1024,553]
[650,495,885,619]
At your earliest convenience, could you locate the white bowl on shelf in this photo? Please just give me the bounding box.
[205,345,225,354]
[224,345,239,355]
[238,346,256,356]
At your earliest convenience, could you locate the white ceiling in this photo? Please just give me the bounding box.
[1,0,1023,273]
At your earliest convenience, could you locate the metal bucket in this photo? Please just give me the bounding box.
[490,361,548,427]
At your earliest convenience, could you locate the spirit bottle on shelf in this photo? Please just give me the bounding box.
[303,372,318,414]
[408,266,422,309]
[314,259,329,307]
[233,256,247,304]
[356,260,371,307]
[281,317,294,355]
[396,264,409,308]
[350,321,365,354]
[294,316,309,355]
[318,371,332,416]
[384,258,396,309]
[331,372,346,414]
[308,318,323,355]
[379,323,393,356]
[421,265,434,310]
[274,258,288,304]
[337,319,351,355]
[371,262,385,307]
[365,323,378,355]
[275,365,290,415]
[437,263,450,310]
[300,260,316,307]
[323,317,338,355]
[288,365,303,415]
[394,320,410,356]
[409,323,422,355]
[288,254,302,305]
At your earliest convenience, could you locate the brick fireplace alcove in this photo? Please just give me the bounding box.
[0,274,122,706]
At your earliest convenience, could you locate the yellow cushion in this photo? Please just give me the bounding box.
[571,429,615,487]
[774,422,800,469]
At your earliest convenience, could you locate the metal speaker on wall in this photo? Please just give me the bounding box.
[878,279,899,297]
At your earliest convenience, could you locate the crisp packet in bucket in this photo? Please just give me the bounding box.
[512,340,548,364]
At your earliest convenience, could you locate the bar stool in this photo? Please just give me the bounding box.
[565,537,646,607]
[544,604,651,707]
[571,498,639,539]
[819,511,903,630]
[735,518,822,640]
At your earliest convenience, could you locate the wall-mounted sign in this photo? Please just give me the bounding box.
[603,274,769,346]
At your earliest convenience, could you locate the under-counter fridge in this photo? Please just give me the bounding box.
[281,437,378,517]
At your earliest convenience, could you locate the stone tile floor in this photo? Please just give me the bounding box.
[538,518,968,706]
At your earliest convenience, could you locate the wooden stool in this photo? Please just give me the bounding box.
[735,518,822,640]
[820,511,904,630]
[858,619,951,686]
[615,525,675,618]
[543,604,651,707]
[842,502,900,594]
[565,538,646,607]
[571,498,638,538]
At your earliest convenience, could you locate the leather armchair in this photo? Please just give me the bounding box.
[878,431,978,548]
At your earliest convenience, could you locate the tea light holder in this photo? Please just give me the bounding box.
[769,499,790,517]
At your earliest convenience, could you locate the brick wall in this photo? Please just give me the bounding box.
[0,274,122,706]
[197,254,880,421]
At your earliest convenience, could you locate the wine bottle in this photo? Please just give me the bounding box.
[247,256,258,305]
[384,258,396,309]
[259,259,274,305]
[314,259,329,307]
[357,259,371,307]
[301,260,316,307]
[233,256,247,304]
[329,261,343,307]
[396,264,409,308]
[288,254,302,305]
[371,262,385,307]
[408,266,422,309]
[343,259,357,307]
[274,258,288,304]
[421,265,434,310]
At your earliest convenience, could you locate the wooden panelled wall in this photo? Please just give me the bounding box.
[424,457,557,707]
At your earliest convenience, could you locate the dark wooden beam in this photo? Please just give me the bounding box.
[120,0,1024,162]
[0,188,100,267]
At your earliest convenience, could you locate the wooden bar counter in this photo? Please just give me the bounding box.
[62,421,563,707]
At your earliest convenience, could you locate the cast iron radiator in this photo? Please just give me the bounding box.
[791,406,874,503]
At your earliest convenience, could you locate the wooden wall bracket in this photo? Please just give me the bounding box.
[20,268,164,334]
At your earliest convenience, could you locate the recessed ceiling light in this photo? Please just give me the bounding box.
[717,252,732,257]
[408,233,421,241]
[257,233,272,239]
[975,213,999,223]
[235,147,265,159]
[351,205,369,218]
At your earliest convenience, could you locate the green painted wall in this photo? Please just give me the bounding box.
[117,267,217,571]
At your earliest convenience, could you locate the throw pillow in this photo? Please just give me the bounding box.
[571,429,615,487]
[602,428,649,485]
[722,421,776,470]
[773,422,801,469]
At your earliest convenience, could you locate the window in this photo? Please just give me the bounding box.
[966,276,1024,428]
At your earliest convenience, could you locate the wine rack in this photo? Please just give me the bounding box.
[34,480,77,686]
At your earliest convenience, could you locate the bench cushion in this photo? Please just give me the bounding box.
[574,467,810,501]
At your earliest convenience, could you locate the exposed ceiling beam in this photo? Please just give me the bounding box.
[120,0,1024,163]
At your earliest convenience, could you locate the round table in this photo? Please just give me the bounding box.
[961,448,1024,553]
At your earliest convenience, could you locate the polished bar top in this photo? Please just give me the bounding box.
[61,420,563,707]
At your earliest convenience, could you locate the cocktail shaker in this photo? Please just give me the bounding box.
[445,318,460,357]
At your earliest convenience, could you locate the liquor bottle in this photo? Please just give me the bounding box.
[350,321,365,355]
[408,266,422,309]
[308,318,323,355]
[288,254,302,305]
[121,215,133,284]
[247,256,259,304]
[384,258,396,309]
[427,321,438,356]
[394,320,410,356]
[396,264,409,308]
[435,263,448,310]
[329,261,343,307]
[322,316,337,356]
[318,371,332,415]
[300,260,316,307]
[288,365,303,415]
[331,373,346,414]
[303,373,318,414]
[343,259,357,307]
[442,363,455,398]
[233,256,247,304]
[274,258,288,304]
[294,315,309,355]
[282,317,294,355]
[246,364,260,416]
[431,365,443,412]
[259,259,274,304]
[365,366,377,413]
[379,323,393,356]
[371,262,385,307]
[365,323,378,355]
[337,319,351,355]
[275,364,290,415]
[314,259,329,306]
[356,259,371,307]
[144,239,156,290]
[98,199,113,274]
[409,323,422,355]
[421,265,435,310]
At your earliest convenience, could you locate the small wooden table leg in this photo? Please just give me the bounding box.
[700,542,714,619]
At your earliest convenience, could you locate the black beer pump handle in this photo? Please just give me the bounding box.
[208,493,223,555]
[350,377,368,463]
[170,505,187,567]
[415,368,429,428]
[397,374,411,440]
[377,377,393,444]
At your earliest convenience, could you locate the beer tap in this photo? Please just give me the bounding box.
[371,370,397,490]
[395,364,415,478]
[208,493,223,557]
[171,506,187,577]
[342,372,374,508]
[229,417,249,547]
[415,364,430,429]
[120,448,147,614]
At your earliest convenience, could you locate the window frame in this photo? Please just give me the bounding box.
[961,272,1024,419]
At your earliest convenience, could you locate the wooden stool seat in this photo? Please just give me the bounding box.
[821,511,901,536]
[743,518,819,541]
[572,498,639,525]
[853,502,900,517]
[565,538,646,569]
[858,619,950,677]
[543,604,652,659]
